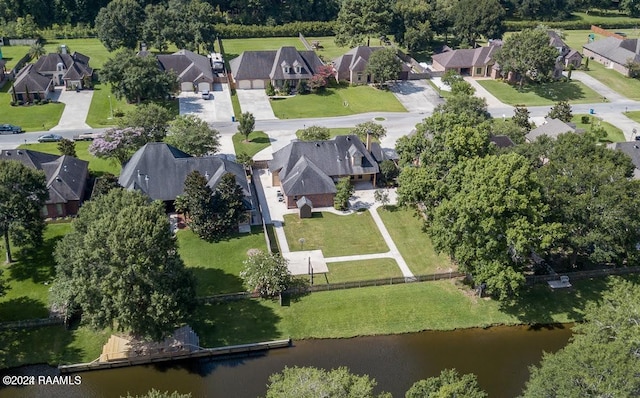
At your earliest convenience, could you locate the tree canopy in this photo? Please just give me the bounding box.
[95,0,144,51]
[89,127,147,165]
[52,189,196,340]
[351,121,387,142]
[453,0,505,46]
[165,115,220,156]
[240,250,292,297]
[299,126,330,141]
[406,369,487,398]
[120,103,174,142]
[237,112,255,141]
[365,48,402,86]
[335,0,394,47]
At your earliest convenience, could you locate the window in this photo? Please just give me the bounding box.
[283,66,290,74]
[41,206,48,217]
[357,73,362,81]
[358,175,363,179]
[294,66,301,74]
[56,203,64,216]
[476,67,483,75]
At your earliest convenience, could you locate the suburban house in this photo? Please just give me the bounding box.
[614,141,640,179]
[118,143,256,228]
[156,49,215,92]
[430,43,501,77]
[10,64,55,102]
[583,36,640,76]
[547,30,583,69]
[0,59,6,86]
[33,47,93,89]
[269,135,380,209]
[332,46,410,84]
[229,46,323,89]
[0,149,89,218]
[526,118,581,142]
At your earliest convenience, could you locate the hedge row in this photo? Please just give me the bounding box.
[506,19,640,31]
[215,21,336,39]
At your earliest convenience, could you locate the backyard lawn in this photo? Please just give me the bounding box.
[0,222,71,322]
[304,36,352,61]
[477,79,602,106]
[0,45,30,69]
[18,141,121,176]
[283,211,389,257]
[378,206,453,275]
[42,38,114,69]
[220,37,305,61]
[271,84,406,119]
[315,258,402,285]
[572,114,625,142]
[176,228,267,296]
[232,131,271,157]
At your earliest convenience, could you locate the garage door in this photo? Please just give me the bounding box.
[238,80,252,89]
[181,82,194,92]
[252,80,265,89]
[197,82,211,92]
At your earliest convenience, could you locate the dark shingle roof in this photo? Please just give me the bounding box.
[230,47,323,81]
[0,149,88,204]
[432,45,499,69]
[33,52,92,80]
[157,49,214,84]
[583,37,640,65]
[118,143,250,202]
[614,142,640,179]
[526,118,578,142]
[490,135,515,148]
[282,156,337,197]
[12,64,52,94]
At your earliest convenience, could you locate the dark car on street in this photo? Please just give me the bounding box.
[0,124,23,134]
[37,134,63,142]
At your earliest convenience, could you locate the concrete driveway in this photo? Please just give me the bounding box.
[390,80,443,113]
[236,89,277,120]
[50,87,93,131]
[179,83,234,123]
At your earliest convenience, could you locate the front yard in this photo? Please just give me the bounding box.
[232,131,271,157]
[477,79,603,106]
[283,211,389,257]
[0,84,64,131]
[270,84,407,119]
[571,114,625,142]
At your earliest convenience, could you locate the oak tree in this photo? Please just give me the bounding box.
[165,115,220,156]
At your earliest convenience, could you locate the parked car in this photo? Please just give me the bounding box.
[37,134,63,142]
[73,132,104,141]
[0,124,23,134]
[201,90,212,100]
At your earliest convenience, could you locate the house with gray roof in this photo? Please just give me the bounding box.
[0,149,89,218]
[33,47,93,89]
[583,36,640,76]
[269,135,379,209]
[118,143,256,226]
[526,118,581,142]
[10,64,54,102]
[0,59,7,86]
[229,46,323,89]
[157,49,215,92]
[614,141,640,179]
[332,46,410,84]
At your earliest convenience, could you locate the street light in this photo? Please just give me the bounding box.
[107,95,113,119]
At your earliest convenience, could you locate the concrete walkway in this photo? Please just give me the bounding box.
[50,87,93,131]
[464,77,509,110]
[568,71,628,103]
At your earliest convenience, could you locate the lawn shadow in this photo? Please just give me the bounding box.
[8,234,63,283]
[191,267,244,296]
[0,297,49,322]
[0,325,84,369]
[249,136,271,144]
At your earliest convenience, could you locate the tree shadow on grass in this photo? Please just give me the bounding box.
[191,267,245,296]
[0,325,83,369]
[0,297,49,322]
[249,136,271,145]
[8,234,63,283]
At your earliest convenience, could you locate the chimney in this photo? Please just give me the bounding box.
[366,130,372,152]
[60,44,67,54]
[140,42,147,52]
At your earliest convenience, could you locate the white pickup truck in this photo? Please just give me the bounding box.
[73,132,104,141]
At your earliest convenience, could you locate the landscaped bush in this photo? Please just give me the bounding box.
[216,21,335,39]
[581,115,590,124]
[265,81,275,96]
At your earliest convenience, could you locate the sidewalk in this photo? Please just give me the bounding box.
[464,77,509,109]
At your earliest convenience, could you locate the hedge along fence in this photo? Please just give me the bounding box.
[505,19,640,31]
[215,21,336,39]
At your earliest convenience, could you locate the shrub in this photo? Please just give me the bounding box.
[581,115,590,124]
[216,21,335,39]
[265,81,275,96]
[113,108,125,118]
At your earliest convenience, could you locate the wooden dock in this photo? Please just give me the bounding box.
[59,338,292,374]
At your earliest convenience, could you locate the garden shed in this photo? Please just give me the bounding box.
[297,196,313,218]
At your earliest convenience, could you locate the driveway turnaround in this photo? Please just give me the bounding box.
[50,88,93,130]
[236,89,277,120]
[390,80,443,113]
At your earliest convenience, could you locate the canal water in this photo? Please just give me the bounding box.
[2,324,572,398]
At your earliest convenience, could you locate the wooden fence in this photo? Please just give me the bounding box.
[525,266,640,285]
[0,316,64,330]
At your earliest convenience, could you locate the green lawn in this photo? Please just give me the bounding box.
[271,84,406,119]
[625,110,640,124]
[477,79,603,106]
[0,45,30,69]
[221,37,305,61]
[378,206,453,275]
[0,83,64,131]
[295,127,354,139]
[315,258,403,285]
[42,38,113,69]
[18,141,121,176]
[85,82,136,128]
[230,89,242,118]
[582,61,640,100]
[176,228,267,296]
[232,131,271,157]
[0,223,71,322]
[572,114,625,143]
[283,211,389,257]
[304,36,352,62]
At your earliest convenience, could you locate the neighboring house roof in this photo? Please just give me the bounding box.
[33,52,93,80]
[333,46,410,80]
[490,135,515,148]
[230,47,323,81]
[157,49,214,84]
[583,36,640,65]
[614,141,640,179]
[296,196,313,208]
[526,118,579,141]
[369,142,399,163]
[547,30,568,54]
[0,59,6,70]
[12,64,52,94]
[118,142,250,202]
[0,149,88,204]
[431,45,500,69]
[566,49,583,60]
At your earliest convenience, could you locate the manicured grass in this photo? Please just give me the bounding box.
[232,131,271,157]
[304,36,352,62]
[18,141,121,176]
[0,223,71,322]
[378,206,453,275]
[625,110,640,124]
[221,37,305,61]
[582,60,640,100]
[42,38,113,69]
[572,11,640,28]
[271,84,406,119]
[85,82,135,128]
[283,211,389,257]
[0,45,30,69]
[572,114,625,142]
[176,228,267,296]
[477,79,603,106]
[314,258,403,285]
[295,127,354,139]
[0,83,64,131]
[230,90,242,118]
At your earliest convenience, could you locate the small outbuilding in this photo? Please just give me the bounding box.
[297,196,313,218]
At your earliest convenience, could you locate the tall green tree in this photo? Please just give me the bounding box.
[512,105,533,133]
[406,369,487,398]
[52,189,196,339]
[523,278,640,397]
[545,100,573,123]
[493,27,558,87]
[266,366,390,398]
[94,0,144,51]
[120,103,174,142]
[0,160,48,263]
[298,126,330,141]
[142,4,172,52]
[237,111,255,142]
[429,153,558,299]
[240,250,291,298]
[335,0,394,47]
[101,50,179,104]
[351,121,387,142]
[334,177,354,211]
[453,0,506,46]
[58,138,77,157]
[165,115,220,156]
[365,47,402,86]
[28,42,45,60]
